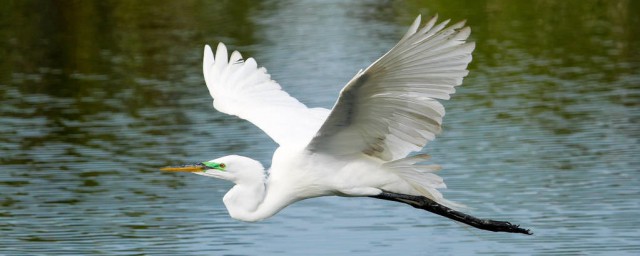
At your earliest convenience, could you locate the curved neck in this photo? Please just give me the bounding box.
[222,177,292,222]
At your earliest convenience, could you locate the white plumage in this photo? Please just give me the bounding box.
[177,15,474,221]
[308,15,474,161]
[203,43,329,147]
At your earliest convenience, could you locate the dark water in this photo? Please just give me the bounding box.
[1,0,639,255]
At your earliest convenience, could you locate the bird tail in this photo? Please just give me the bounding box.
[383,154,465,209]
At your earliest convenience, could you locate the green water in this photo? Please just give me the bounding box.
[1,0,639,254]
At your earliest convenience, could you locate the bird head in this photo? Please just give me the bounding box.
[161,155,265,183]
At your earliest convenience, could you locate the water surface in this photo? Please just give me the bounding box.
[1,0,639,255]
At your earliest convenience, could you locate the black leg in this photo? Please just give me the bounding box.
[370,191,532,235]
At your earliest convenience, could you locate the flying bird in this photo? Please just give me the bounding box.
[162,15,531,235]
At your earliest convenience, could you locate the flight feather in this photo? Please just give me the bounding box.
[307,15,475,161]
[203,43,329,146]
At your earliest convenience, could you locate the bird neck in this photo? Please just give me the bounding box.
[222,173,291,222]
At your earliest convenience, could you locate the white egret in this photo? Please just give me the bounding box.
[162,15,530,235]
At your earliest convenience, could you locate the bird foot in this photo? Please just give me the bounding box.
[370,191,532,235]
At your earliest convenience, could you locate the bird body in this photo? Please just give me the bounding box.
[161,15,532,234]
[206,145,436,221]
[173,14,471,220]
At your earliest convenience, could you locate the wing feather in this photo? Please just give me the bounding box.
[307,15,474,161]
[203,43,329,146]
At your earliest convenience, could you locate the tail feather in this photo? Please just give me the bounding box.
[384,154,465,209]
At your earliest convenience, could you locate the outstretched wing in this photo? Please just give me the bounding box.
[203,43,329,146]
[307,15,475,161]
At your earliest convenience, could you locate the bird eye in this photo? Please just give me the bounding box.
[219,163,226,168]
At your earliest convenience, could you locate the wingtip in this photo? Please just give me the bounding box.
[216,42,227,53]
[467,41,477,51]
[204,44,214,63]
[431,13,439,22]
[203,43,230,59]
[215,42,229,63]
[401,14,423,41]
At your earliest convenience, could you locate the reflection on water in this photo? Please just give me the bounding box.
[1,0,639,254]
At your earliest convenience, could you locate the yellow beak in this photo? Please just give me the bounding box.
[160,163,205,172]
